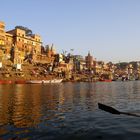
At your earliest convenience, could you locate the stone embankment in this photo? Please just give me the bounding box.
[0,61,114,83]
[0,62,57,82]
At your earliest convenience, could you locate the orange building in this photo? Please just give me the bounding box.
[0,21,43,64]
[7,27,42,55]
[0,21,13,60]
[0,21,42,57]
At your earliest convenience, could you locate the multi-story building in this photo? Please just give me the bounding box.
[0,21,5,46]
[0,21,44,65]
[0,21,13,60]
[0,21,73,71]
[7,27,42,56]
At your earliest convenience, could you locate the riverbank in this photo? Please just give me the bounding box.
[1,61,138,83]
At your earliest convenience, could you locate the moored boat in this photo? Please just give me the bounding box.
[104,79,112,82]
[0,80,13,84]
[26,80,42,84]
[99,79,112,82]
[15,80,26,84]
[50,79,63,83]
[42,79,63,84]
[42,80,51,84]
[25,79,63,84]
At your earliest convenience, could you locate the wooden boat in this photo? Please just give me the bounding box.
[104,79,112,82]
[15,80,26,84]
[26,79,63,84]
[99,79,112,82]
[0,80,13,84]
[42,79,63,84]
[50,79,63,83]
[42,80,51,84]
[26,80,42,84]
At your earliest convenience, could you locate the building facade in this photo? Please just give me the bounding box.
[0,21,45,64]
[0,21,5,46]
[7,27,42,56]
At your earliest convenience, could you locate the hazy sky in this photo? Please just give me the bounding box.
[1,0,140,62]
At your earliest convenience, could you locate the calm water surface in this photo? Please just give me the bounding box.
[0,81,140,140]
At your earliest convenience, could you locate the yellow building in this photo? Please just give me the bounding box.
[0,21,43,64]
[0,21,13,60]
[0,21,5,46]
[7,27,42,55]
[0,21,42,56]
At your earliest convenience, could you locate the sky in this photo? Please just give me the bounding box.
[1,0,140,63]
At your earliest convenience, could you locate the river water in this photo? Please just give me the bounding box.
[0,81,140,140]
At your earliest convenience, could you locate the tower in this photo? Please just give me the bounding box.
[85,51,93,70]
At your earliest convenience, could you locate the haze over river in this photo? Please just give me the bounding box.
[0,81,140,140]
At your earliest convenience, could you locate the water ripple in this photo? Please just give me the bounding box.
[1,82,140,139]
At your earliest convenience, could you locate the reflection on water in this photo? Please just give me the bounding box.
[1,82,140,139]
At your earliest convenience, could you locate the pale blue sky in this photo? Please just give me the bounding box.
[1,0,140,62]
